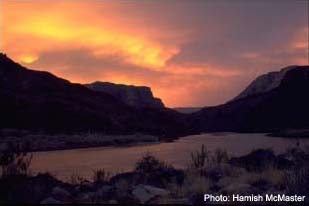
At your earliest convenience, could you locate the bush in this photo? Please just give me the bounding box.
[286,164,309,196]
[190,144,210,169]
[212,149,229,164]
[134,153,181,187]
[135,153,171,174]
[92,169,111,183]
[0,142,32,178]
[68,173,85,185]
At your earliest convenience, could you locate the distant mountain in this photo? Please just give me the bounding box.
[1,52,308,137]
[233,65,297,101]
[173,107,202,114]
[190,65,309,133]
[0,53,188,138]
[85,82,164,109]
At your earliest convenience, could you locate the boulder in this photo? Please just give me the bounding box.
[229,149,277,172]
[51,186,71,201]
[95,185,113,200]
[74,192,95,203]
[217,177,236,188]
[41,197,63,204]
[220,183,259,195]
[132,184,170,204]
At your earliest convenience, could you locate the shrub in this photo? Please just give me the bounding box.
[0,142,32,178]
[135,153,170,174]
[237,166,285,190]
[190,144,210,169]
[167,169,212,202]
[92,169,111,183]
[212,149,229,164]
[68,173,86,185]
[286,164,309,196]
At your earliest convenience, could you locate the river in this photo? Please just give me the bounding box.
[30,133,309,181]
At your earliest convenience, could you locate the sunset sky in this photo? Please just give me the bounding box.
[1,0,308,107]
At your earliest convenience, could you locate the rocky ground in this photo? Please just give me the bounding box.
[0,145,308,204]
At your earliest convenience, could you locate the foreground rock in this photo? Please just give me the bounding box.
[132,184,170,204]
[229,149,295,171]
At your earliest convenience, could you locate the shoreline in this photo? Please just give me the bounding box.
[1,129,308,154]
[31,141,161,154]
[0,131,162,153]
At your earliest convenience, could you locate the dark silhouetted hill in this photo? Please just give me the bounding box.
[173,107,202,114]
[190,65,309,133]
[0,53,188,138]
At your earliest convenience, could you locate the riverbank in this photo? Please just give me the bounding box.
[0,145,308,204]
[0,129,159,152]
[1,129,308,154]
[267,129,309,138]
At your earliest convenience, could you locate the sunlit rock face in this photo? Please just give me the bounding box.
[85,82,164,109]
[233,65,298,101]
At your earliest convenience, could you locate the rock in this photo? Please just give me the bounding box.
[132,184,170,204]
[263,187,285,196]
[41,197,63,204]
[110,172,140,186]
[74,192,95,203]
[233,65,296,101]
[229,149,277,172]
[51,186,71,201]
[75,181,94,193]
[203,163,245,181]
[217,177,236,188]
[100,185,113,193]
[220,183,259,195]
[108,200,118,204]
[158,198,191,204]
[85,81,165,108]
[95,185,113,200]
[170,198,191,204]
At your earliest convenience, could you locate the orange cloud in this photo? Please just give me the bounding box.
[2,1,179,69]
[167,64,242,77]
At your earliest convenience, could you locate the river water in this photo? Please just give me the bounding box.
[30,133,309,181]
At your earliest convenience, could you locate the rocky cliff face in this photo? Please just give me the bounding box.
[233,65,297,101]
[85,82,164,109]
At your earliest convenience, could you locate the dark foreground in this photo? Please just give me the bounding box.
[0,144,308,205]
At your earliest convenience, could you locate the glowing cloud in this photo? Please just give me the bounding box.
[2,1,178,69]
[19,54,39,64]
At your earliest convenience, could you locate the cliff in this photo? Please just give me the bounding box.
[85,82,164,109]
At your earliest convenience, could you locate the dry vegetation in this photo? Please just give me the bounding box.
[0,142,308,204]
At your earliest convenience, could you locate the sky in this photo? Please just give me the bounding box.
[1,0,308,107]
